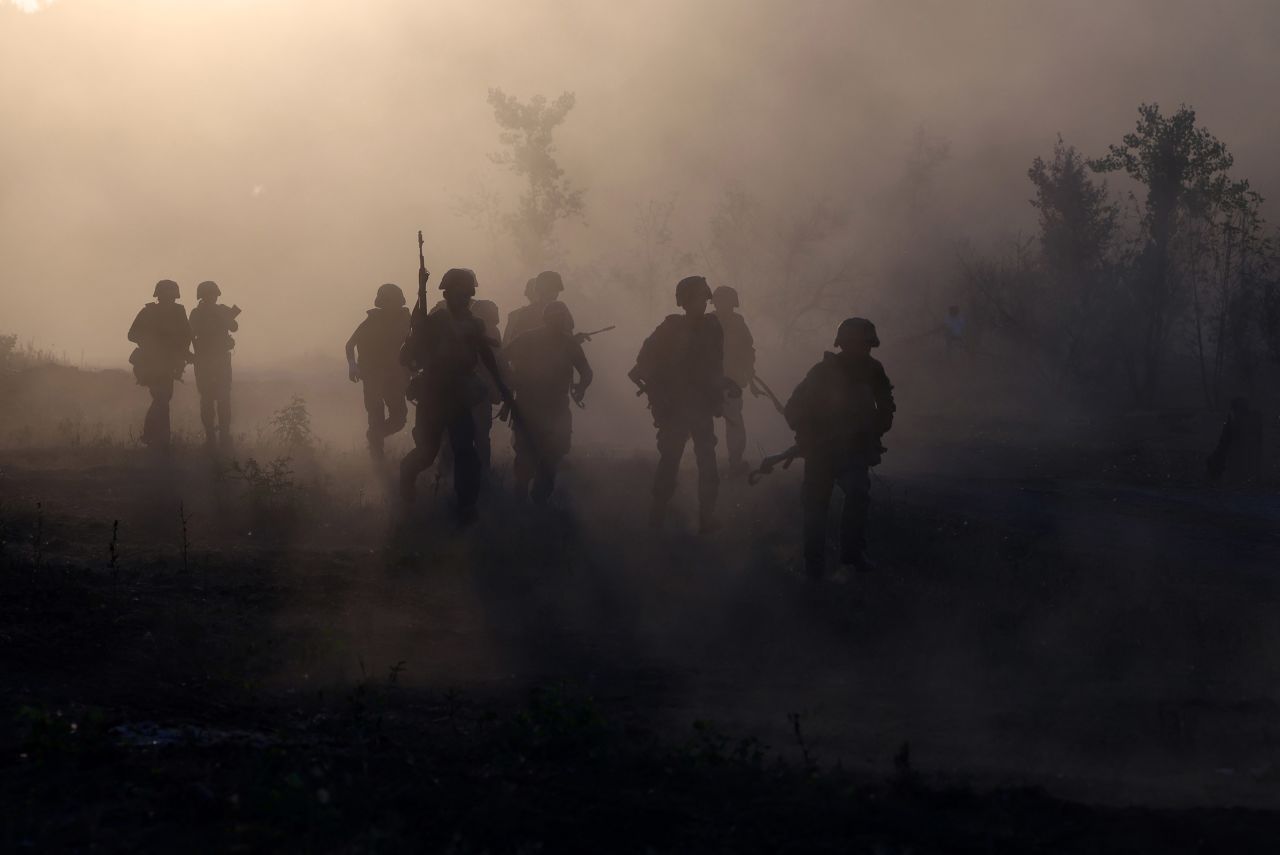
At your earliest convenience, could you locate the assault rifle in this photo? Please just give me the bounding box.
[747,444,801,486]
[573,325,615,344]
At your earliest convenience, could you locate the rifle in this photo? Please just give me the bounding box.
[748,374,787,416]
[748,444,801,486]
[573,325,615,344]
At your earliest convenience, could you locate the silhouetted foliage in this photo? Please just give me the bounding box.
[484,88,585,266]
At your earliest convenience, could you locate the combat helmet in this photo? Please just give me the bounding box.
[196,280,221,300]
[375,283,406,309]
[471,298,500,328]
[534,270,564,300]
[711,285,739,310]
[675,275,712,307]
[153,279,180,300]
[439,268,478,294]
[834,317,880,349]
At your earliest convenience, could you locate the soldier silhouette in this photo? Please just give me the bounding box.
[503,271,564,345]
[711,285,755,476]
[630,276,724,532]
[189,280,240,452]
[346,283,412,459]
[784,317,895,577]
[127,279,192,450]
[400,268,511,522]
[504,301,593,503]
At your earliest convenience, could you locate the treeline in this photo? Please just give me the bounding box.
[966,103,1279,408]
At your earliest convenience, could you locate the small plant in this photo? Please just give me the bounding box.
[270,396,315,450]
[229,457,297,506]
[107,519,119,572]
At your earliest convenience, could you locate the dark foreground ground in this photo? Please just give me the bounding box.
[3,426,1280,852]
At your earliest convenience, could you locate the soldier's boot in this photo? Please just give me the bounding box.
[368,437,385,461]
[530,467,556,505]
[218,427,234,454]
[203,428,218,450]
[400,449,428,504]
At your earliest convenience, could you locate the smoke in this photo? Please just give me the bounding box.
[6,0,56,11]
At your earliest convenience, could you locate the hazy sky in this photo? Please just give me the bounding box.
[3,0,1279,366]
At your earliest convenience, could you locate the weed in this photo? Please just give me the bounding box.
[270,396,315,450]
[179,502,192,574]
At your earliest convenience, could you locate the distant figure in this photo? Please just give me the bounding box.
[503,271,564,345]
[784,317,895,577]
[711,285,755,476]
[400,268,510,521]
[188,280,241,451]
[504,301,593,503]
[1207,397,1266,486]
[630,276,724,532]
[127,280,192,450]
[346,283,412,459]
[943,304,966,353]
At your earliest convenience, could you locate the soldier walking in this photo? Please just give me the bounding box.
[189,280,240,451]
[629,276,724,532]
[127,279,192,450]
[503,271,564,345]
[711,285,755,476]
[504,301,593,503]
[784,318,895,577]
[346,283,412,459]
[400,268,510,521]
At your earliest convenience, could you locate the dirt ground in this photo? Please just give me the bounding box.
[3,411,1280,850]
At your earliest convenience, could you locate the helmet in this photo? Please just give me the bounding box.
[534,270,564,299]
[439,268,478,294]
[153,279,180,300]
[471,298,500,328]
[523,277,538,300]
[834,317,880,349]
[675,275,712,307]
[711,285,739,310]
[542,300,574,331]
[375,283,406,309]
[196,280,221,300]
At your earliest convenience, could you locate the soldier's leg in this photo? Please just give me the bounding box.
[801,459,836,579]
[385,385,408,438]
[650,414,690,527]
[400,402,445,501]
[722,392,747,470]
[837,466,872,568]
[473,403,493,476]
[512,420,535,499]
[447,407,481,517]
[144,378,174,448]
[195,365,215,444]
[690,411,720,529]
[362,379,388,456]
[530,406,570,505]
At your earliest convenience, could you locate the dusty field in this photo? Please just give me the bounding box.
[2,419,1280,850]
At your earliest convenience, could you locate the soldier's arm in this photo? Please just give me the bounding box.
[571,341,594,391]
[344,321,362,364]
[127,308,147,345]
[744,321,757,376]
[872,361,896,432]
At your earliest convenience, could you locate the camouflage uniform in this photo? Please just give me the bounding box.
[189,281,239,449]
[504,304,593,502]
[347,284,411,457]
[400,269,506,517]
[631,276,724,530]
[784,318,894,577]
[127,280,192,449]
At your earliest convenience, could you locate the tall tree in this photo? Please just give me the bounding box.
[485,89,585,267]
[1090,103,1241,403]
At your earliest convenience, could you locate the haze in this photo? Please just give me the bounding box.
[3,0,1279,369]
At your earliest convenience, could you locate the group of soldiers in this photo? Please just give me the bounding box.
[126,265,895,579]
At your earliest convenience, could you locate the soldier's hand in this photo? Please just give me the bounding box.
[571,383,586,405]
[347,359,360,383]
[229,304,242,317]
[418,267,430,289]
